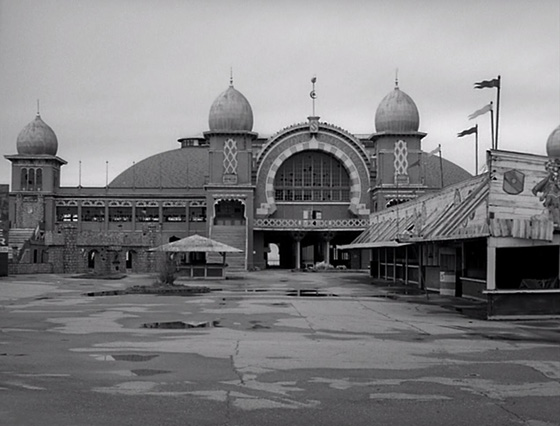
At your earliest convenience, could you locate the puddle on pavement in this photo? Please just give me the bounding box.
[112,354,159,362]
[142,320,220,329]
[131,369,170,377]
[85,286,211,297]
[249,320,270,330]
[285,289,337,297]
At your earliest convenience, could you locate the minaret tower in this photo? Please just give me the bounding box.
[5,108,67,230]
[203,77,258,269]
[370,80,427,211]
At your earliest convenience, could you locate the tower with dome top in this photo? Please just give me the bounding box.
[369,80,428,212]
[203,80,258,269]
[5,113,67,229]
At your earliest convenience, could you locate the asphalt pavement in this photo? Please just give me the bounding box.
[1,270,559,426]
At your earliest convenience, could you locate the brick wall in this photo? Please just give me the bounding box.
[9,263,53,274]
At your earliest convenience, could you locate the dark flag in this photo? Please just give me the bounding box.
[474,78,500,89]
[457,126,477,137]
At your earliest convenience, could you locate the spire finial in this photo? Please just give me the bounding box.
[36,99,40,116]
[310,75,317,116]
[395,68,399,88]
[230,67,233,87]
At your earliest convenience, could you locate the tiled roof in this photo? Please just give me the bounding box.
[109,148,209,189]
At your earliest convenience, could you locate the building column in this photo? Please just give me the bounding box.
[321,231,335,266]
[291,231,306,269]
[487,244,496,290]
[295,240,301,269]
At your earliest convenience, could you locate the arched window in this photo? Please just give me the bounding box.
[274,151,351,202]
[21,168,28,190]
[35,168,43,191]
[27,168,35,191]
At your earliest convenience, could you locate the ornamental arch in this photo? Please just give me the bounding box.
[255,122,371,217]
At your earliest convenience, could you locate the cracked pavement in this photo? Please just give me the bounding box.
[0,270,559,425]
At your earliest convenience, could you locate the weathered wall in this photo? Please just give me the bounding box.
[8,263,53,274]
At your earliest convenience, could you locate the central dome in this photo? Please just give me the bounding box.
[16,114,58,155]
[208,85,253,132]
[375,86,420,133]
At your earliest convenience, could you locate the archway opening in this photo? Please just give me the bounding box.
[125,250,136,270]
[87,250,98,269]
[267,243,280,268]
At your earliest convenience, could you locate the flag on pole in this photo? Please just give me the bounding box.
[457,126,477,137]
[427,146,440,156]
[474,78,500,89]
[408,146,440,168]
[468,103,492,120]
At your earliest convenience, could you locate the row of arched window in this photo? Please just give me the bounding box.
[21,168,43,191]
[274,152,351,202]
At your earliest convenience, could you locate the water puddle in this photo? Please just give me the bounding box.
[131,369,170,377]
[285,289,337,297]
[85,286,211,297]
[112,354,159,362]
[142,320,220,329]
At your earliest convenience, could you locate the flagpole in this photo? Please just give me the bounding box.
[475,124,479,175]
[438,144,444,188]
[495,75,501,149]
[490,102,495,149]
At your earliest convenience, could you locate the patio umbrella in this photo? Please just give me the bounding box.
[149,234,242,253]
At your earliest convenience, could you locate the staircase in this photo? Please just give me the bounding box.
[209,225,246,271]
[8,228,35,262]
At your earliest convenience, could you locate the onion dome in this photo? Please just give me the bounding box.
[208,84,253,132]
[16,114,58,155]
[545,124,560,158]
[375,85,420,133]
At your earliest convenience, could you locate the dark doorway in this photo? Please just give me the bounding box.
[88,250,98,269]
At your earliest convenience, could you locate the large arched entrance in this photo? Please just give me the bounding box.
[252,121,372,271]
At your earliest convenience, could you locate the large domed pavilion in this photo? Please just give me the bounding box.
[4,78,471,276]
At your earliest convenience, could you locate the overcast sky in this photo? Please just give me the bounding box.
[1,0,559,187]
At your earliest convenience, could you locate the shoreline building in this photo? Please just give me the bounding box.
[3,80,470,275]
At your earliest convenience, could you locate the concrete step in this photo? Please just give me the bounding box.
[8,228,35,248]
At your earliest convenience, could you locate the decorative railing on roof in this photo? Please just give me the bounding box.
[253,218,369,230]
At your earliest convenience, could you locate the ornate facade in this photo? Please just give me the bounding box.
[3,80,471,274]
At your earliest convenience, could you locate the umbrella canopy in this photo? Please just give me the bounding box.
[149,234,242,253]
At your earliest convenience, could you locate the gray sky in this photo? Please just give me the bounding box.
[1,0,559,187]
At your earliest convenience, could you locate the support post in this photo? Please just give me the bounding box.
[486,243,496,290]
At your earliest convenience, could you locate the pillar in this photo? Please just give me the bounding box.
[486,243,496,290]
